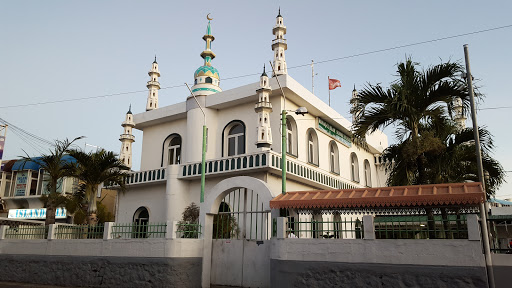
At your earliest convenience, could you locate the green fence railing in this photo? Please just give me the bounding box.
[176,222,201,239]
[286,219,363,239]
[374,215,468,239]
[5,225,48,239]
[55,224,104,239]
[111,222,167,239]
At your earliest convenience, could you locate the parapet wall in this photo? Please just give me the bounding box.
[0,254,202,288]
[270,238,487,288]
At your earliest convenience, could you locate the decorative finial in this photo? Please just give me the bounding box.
[153,55,157,63]
[261,64,267,77]
[278,7,282,17]
[353,84,356,91]
[207,13,213,21]
[128,104,132,114]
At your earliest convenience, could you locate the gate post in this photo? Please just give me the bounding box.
[276,217,287,239]
[362,215,375,240]
[201,213,214,288]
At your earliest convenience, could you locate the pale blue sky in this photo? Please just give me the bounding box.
[1,1,511,198]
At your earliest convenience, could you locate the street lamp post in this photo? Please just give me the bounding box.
[463,44,495,288]
[269,62,307,195]
[185,83,207,203]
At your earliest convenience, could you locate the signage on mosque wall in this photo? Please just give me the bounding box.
[317,118,352,147]
[15,172,28,196]
[8,207,67,219]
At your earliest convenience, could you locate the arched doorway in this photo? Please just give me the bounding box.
[201,176,273,288]
[133,207,149,238]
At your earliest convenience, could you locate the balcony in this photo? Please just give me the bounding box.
[146,80,160,88]
[179,151,362,190]
[271,38,287,50]
[119,134,135,141]
[122,167,166,186]
[255,102,272,109]
[272,25,287,34]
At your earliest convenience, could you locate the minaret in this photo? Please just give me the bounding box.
[186,15,222,163]
[272,8,288,76]
[191,18,222,96]
[119,105,135,169]
[255,65,273,149]
[146,56,161,111]
[452,97,467,131]
[351,85,361,123]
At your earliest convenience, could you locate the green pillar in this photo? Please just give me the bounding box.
[281,110,287,195]
[201,125,206,202]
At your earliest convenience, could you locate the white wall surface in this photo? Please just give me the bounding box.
[270,238,485,267]
[116,183,167,223]
[0,238,202,258]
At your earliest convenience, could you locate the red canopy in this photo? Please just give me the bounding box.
[270,182,484,210]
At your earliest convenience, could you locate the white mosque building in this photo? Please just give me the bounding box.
[115,11,389,236]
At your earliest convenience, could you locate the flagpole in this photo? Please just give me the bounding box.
[328,76,331,107]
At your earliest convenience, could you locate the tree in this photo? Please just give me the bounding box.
[21,137,83,225]
[68,149,128,224]
[351,57,472,184]
[177,203,200,238]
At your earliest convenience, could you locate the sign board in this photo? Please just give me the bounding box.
[8,207,67,219]
[0,135,5,160]
[15,172,28,196]
[317,118,352,147]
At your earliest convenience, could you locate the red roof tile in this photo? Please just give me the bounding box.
[269,182,484,209]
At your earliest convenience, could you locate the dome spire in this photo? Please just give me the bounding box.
[191,14,222,97]
[153,55,157,63]
[201,14,216,67]
[261,64,267,77]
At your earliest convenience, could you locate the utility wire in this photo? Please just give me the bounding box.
[0,118,54,146]
[0,23,511,110]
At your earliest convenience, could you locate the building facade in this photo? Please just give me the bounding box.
[116,11,388,230]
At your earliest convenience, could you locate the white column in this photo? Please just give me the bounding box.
[467,214,480,241]
[201,213,214,288]
[0,225,7,239]
[276,217,287,239]
[362,215,375,240]
[103,222,114,240]
[47,224,57,240]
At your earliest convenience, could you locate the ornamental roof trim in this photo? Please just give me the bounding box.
[269,182,484,210]
[195,65,220,79]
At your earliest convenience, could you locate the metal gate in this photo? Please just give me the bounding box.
[210,188,271,287]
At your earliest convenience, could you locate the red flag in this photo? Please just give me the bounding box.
[329,78,341,90]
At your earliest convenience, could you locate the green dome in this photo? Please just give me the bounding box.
[194,65,220,80]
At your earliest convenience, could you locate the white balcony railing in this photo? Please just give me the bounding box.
[179,151,362,190]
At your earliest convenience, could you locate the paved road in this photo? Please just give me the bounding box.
[0,282,73,288]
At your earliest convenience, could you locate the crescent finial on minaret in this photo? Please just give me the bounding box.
[207,13,213,21]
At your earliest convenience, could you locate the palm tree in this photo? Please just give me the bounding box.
[426,124,505,196]
[351,57,472,184]
[68,149,128,224]
[21,137,83,225]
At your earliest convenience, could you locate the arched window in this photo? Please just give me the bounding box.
[161,134,182,167]
[286,116,297,156]
[364,160,371,187]
[133,207,149,238]
[168,136,182,165]
[205,77,213,84]
[350,153,360,183]
[307,129,318,165]
[223,121,245,156]
[329,141,339,174]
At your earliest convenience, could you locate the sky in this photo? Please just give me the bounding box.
[1,1,511,198]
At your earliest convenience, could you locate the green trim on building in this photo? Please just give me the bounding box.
[192,87,220,93]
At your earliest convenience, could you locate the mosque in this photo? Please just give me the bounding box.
[115,9,388,231]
